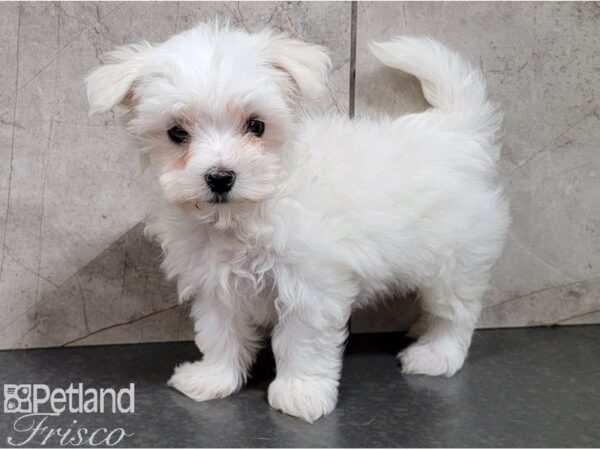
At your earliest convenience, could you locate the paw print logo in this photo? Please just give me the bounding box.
[4,385,32,413]
[5,399,17,411]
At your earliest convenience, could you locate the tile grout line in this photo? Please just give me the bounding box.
[349,0,357,119]
[347,1,358,335]
[0,3,22,288]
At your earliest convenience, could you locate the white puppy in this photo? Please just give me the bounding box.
[87,21,509,422]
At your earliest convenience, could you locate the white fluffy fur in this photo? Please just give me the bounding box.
[87,22,509,423]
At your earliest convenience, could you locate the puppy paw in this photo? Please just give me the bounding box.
[399,342,465,377]
[167,360,242,401]
[268,376,338,423]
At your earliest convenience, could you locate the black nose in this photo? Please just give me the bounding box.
[205,169,236,194]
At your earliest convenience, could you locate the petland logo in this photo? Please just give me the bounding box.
[3,383,135,446]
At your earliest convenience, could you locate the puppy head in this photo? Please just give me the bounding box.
[86,21,330,223]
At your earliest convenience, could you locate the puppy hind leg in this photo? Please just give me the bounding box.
[399,280,482,377]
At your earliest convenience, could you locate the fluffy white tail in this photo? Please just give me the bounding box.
[370,37,501,151]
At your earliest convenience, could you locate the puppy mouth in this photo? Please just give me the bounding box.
[192,193,267,210]
[193,194,229,209]
[209,193,229,205]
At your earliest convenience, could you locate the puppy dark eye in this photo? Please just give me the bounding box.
[167,125,190,145]
[246,118,265,137]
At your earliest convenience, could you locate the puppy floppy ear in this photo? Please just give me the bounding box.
[267,35,331,100]
[85,42,153,115]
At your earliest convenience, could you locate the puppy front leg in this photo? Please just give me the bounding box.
[268,276,352,422]
[168,298,261,401]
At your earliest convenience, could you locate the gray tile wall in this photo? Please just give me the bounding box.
[0,2,597,349]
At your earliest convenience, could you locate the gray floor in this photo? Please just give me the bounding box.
[1,327,599,448]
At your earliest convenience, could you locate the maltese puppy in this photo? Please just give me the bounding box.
[87,21,509,422]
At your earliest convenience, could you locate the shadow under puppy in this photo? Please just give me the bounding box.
[86,21,509,422]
